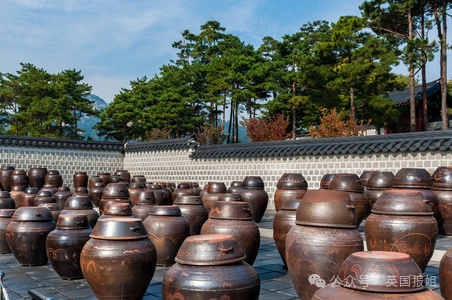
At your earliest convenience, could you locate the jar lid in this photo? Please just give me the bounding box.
[36,191,53,198]
[12,170,26,175]
[177,183,191,189]
[0,209,16,218]
[174,195,203,205]
[432,166,452,190]
[336,251,425,292]
[47,170,60,175]
[109,175,124,183]
[136,190,156,204]
[64,195,94,210]
[98,172,111,176]
[359,171,379,187]
[57,186,71,192]
[148,184,162,190]
[277,173,308,190]
[242,176,264,190]
[329,174,364,192]
[175,234,245,266]
[230,181,242,188]
[209,201,253,220]
[11,186,25,192]
[393,168,432,189]
[129,182,144,189]
[1,165,14,170]
[103,202,133,216]
[56,214,90,229]
[74,172,87,175]
[372,189,433,215]
[75,187,89,195]
[296,190,357,228]
[280,199,302,211]
[150,205,181,216]
[11,207,54,221]
[0,191,11,198]
[102,183,130,199]
[39,203,60,211]
[217,193,243,202]
[24,187,39,194]
[366,172,394,189]
[207,182,227,194]
[90,217,148,240]
[320,174,337,189]
[92,182,106,188]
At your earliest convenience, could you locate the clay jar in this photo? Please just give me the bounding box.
[0,191,15,209]
[172,182,196,202]
[0,209,15,253]
[80,217,157,300]
[0,165,15,192]
[273,199,301,267]
[33,191,57,206]
[364,171,394,208]
[147,184,171,205]
[163,234,260,300]
[131,175,146,183]
[61,195,99,228]
[227,181,243,193]
[274,173,308,211]
[173,195,208,235]
[143,205,190,266]
[40,183,58,195]
[319,174,337,189]
[108,175,124,183]
[202,182,227,212]
[28,167,47,189]
[114,170,131,183]
[89,181,105,207]
[97,173,111,185]
[286,189,363,300]
[365,189,438,272]
[99,182,131,215]
[46,214,91,280]
[201,198,260,266]
[54,186,73,210]
[359,170,379,189]
[73,172,88,189]
[199,183,210,200]
[99,202,134,219]
[440,246,452,299]
[21,187,39,207]
[328,173,369,226]
[128,182,145,206]
[45,170,63,188]
[393,168,442,233]
[432,166,452,235]
[10,169,28,189]
[239,177,268,223]
[6,207,56,266]
[313,251,444,300]
[191,182,202,195]
[132,190,156,221]
[10,186,25,208]
[39,203,60,221]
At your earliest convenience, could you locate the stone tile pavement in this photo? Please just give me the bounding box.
[0,211,448,299]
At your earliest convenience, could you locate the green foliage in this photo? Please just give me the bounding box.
[195,123,228,145]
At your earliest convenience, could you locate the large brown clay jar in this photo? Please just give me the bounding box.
[328,173,369,226]
[132,190,156,221]
[240,177,268,223]
[364,171,394,208]
[21,187,39,207]
[0,209,15,253]
[199,183,210,200]
[40,183,58,195]
[39,203,60,221]
[359,170,379,189]
[131,175,146,183]
[88,175,103,190]
[10,169,28,189]
[28,167,47,190]
[0,165,15,192]
[143,205,190,266]
[73,172,88,188]
[274,173,307,211]
[365,189,438,272]
[10,186,25,208]
[286,189,363,300]
[440,246,452,299]
[202,182,227,212]
[97,173,111,185]
[191,182,202,195]
[174,195,208,235]
[227,181,242,193]
[114,170,131,183]
[61,195,99,229]
[45,170,63,188]
[99,202,134,219]
[319,174,337,189]
[99,182,131,215]
[0,191,15,209]
[172,182,196,202]
[273,199,301,267]
[163,234,260,300]
[201,199,260,266]
[6,207,56,266]
[108,175,124,183]
[54,186,73,210]
[80,217,157,300]
[147,184,171,205]
[46,214,92,280]
[128,182,145,206]
[89,181,105,207]
[433,166,452,236]
[33,191,57,206]
[313,251,444,300]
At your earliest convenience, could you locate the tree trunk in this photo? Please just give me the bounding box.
[222,92,226,134]
[14,99,18,135]
[408,8,416,132]
[227,98,233,144]
[350,87,356,122]
[441,0,449,130]
[235,96,239,143]
[421,5,428,131]
[292,82,296,140]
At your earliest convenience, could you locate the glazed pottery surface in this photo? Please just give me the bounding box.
[227,181,242,193]
[61,195,99,228]
[172,183,196,202]
[365,189,438,272]
[28,168,47,190]
[202,182,227,211]
[143,206,190,266]
[80,217,157,300]
[393,168,433,189]
[131,190,156,221]
[10,186,25,208]
[359,170,379,188]
[33,191,56,206]
[46,214,91,280]
[73,172,88,188]
[173,195,208,235]
[114,170,131,183]
[102,182,130,199]
[0,191,15,209]
[131,175,146,183]
[319,174,337,189]
[239,177,268,223]
[21,188,39,207]
[99,202,134,219]
[38,203,60,221]
[97,173,111,185]
[89,181,105,207]
[128,182,145,206]
[440,246,452,299]
[88,176,103,190]
[0,165,15,192]
[273,199,301,266]
[40,183,58,195]
[44,170,63,188]
[274,173,308,211]
[6,207,56,266]
[54,187,73,210]
[10,169,28,189]
[0,209,15,253]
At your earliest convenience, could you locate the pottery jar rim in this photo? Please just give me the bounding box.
[371,189,433,216]
[90,217,148,240]
[0,209,15,218]
[11,207,54,222]
[56,214,90,229]
[217,193,243,202]
[209,201,253,220]
[150,205,181,216]
[174,195,203,205]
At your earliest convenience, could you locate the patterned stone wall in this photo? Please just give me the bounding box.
[0,146,124,188]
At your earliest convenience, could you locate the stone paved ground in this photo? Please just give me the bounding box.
[0,211,448,299]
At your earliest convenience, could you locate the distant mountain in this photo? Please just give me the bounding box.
[223,121,249,143]
[78,94,109,141]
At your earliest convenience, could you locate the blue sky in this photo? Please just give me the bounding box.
[0,0,448,103]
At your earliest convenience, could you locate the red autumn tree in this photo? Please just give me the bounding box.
[241,113,291,142]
